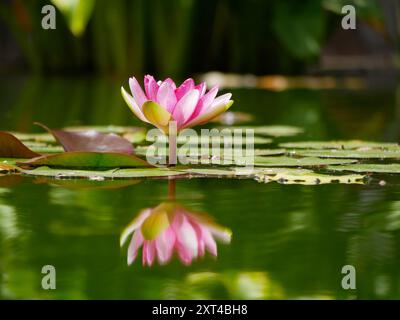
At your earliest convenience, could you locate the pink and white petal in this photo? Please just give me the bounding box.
[186,86,219,123]
[211,93,232,108]
[209,226,232,244]
[172,89,200,127]
[155,228,176,264]
[183,100,233,128]
[177,216,198,259]
[175,78,195,100]
[157,82,178,113]
[162,78,177,90]
[120,208,152,246]
[129,77,148,107]
[127,231,144,265]
[201,227,217,256]
[142,241,156,266]
[195,82,207,98]
[144,75,159,101]
[121,86,149,123]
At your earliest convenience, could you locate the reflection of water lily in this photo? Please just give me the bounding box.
[121,75,234,133]
[120,202,231,266]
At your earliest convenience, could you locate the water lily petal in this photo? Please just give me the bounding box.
[175,78,195,100]
[195,82,207,98]
[186,86,218,123]
[211,93,232,108]
[120,208,152,246]
[209,225,232,244]
[121,86,149,123]
[155,228,176,264]
[184,100,234,128]
[142,241,156,266]
[172,89,200,127]
[142,101,172,133]
[144,75,159,101]
[127,230,144,265]
[162,78,177,90]
[157,82,177,113]
[129,77,147,107]
[175,215,198,264]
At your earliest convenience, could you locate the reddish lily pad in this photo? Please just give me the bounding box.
[35,122,134,155]
[18,152,151,169]
[0,132,41,158]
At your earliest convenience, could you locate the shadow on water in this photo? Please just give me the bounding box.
[1,76,400,299]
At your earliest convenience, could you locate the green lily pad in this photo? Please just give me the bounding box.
[253,156,357,167]
[147,135,272,145]
[18,152,151,168]
[293,149,400,159]
[64,125,145,134]
[280,140,399,150]
[135,146,285,157]
[0,163,19,174]
[21,166,186,179]
[223,125,303,137]
[327,164,400,174]
[182,168,254,177]
[255,169,365,185]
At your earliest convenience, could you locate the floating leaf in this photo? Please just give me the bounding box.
[327,164,400,174]
[147,135,272,145]
[35,123,134,155]
[280,140,399,150]
[182,168,248,177]
[0,163,18,173]
[135,146,284,157]
[64,125,145,135]
[21,166,186,179]
[222,125,303,137]
[19,152,151,169]
[0,132,41,158]
[253,156,357,167]
[256,170,365,185]
[293,149,400,159]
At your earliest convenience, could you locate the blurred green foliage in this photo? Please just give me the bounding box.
[0,0,385,77]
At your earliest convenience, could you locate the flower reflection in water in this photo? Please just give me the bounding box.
[120,201,232,266]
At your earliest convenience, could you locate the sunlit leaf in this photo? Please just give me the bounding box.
[327,164,400,174]
[293,149,400,159]
[20,166,186,179]
[253,156,357,167]
[256,169,365,185]
[280,140,399,150]
[51,0,95,37]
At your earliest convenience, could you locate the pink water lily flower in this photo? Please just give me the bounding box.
[120,202,232,266]
[121,75,233,133]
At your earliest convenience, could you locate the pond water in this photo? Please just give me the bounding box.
[1,77,400,299]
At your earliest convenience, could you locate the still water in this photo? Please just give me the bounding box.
[1,77,400,299]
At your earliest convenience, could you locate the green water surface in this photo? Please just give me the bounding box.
[1,77,400,299]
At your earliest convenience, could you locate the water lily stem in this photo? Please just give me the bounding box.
[168,179,176,200]
[168,121,177,166]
